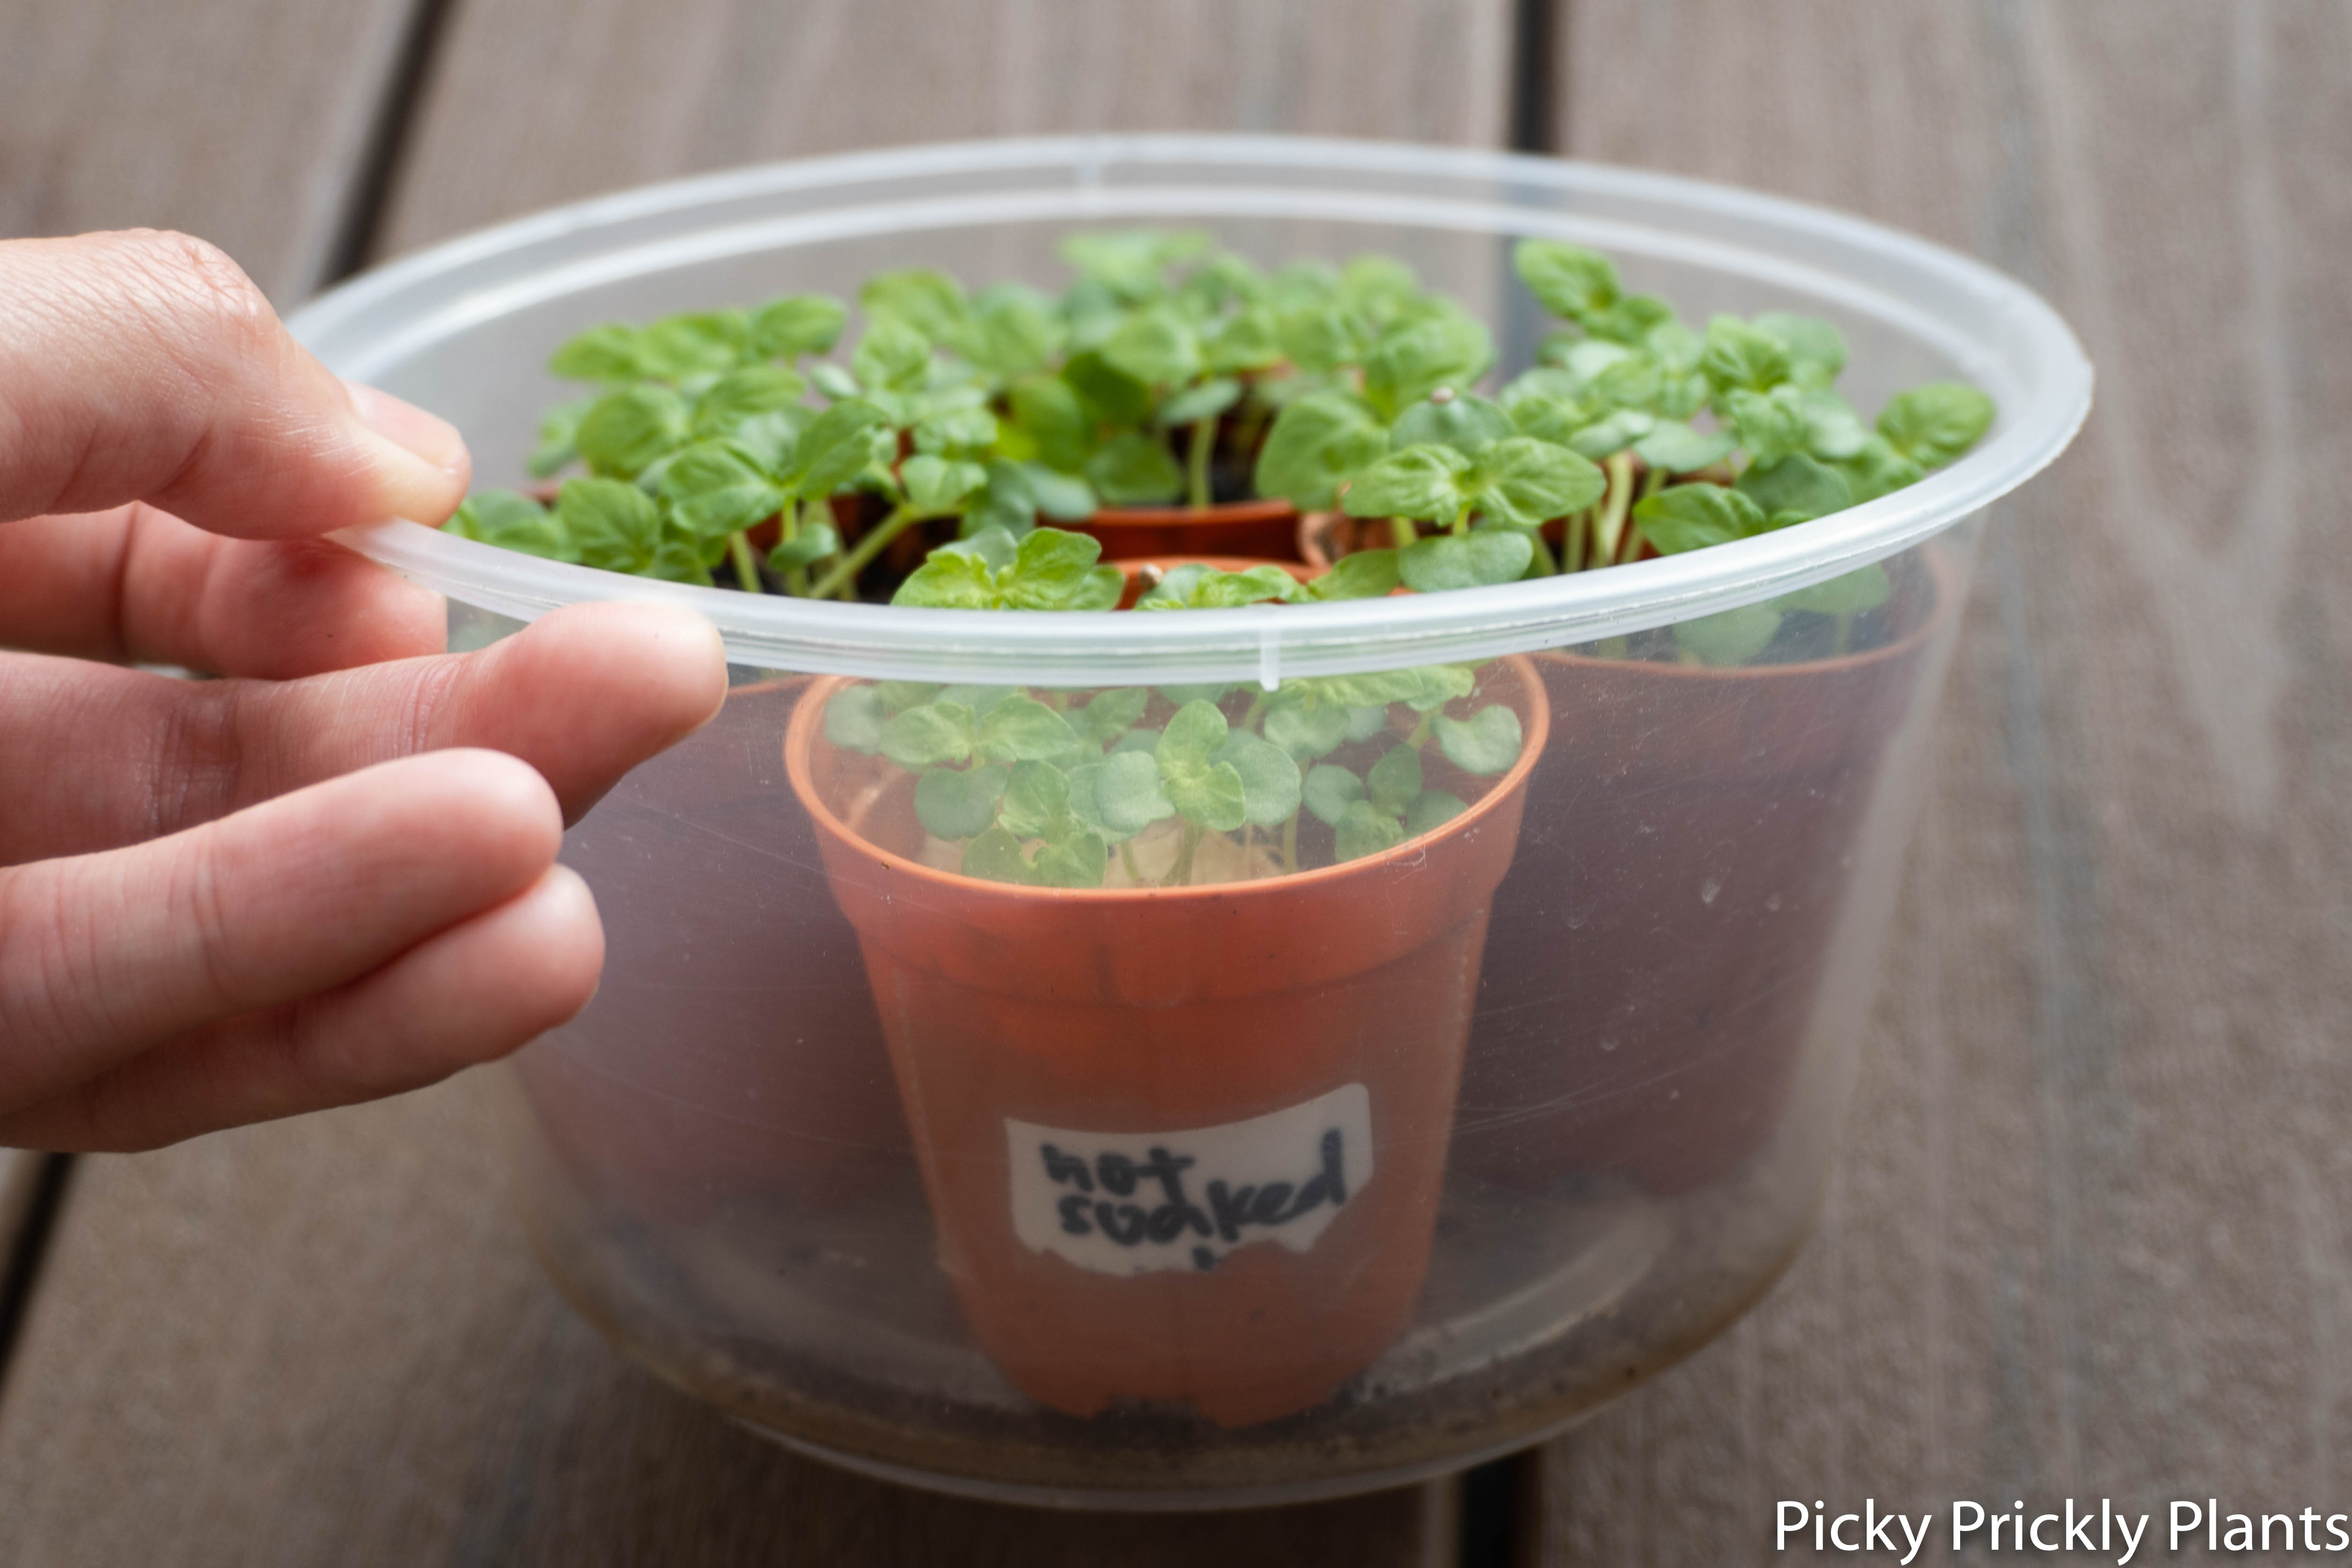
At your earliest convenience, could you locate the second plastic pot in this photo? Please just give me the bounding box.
[1457,552,1953,1195]
[786,657,1549,1427]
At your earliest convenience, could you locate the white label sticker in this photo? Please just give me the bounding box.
[1005,1083,1373,1277]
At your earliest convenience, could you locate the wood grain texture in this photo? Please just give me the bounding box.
[0,0,427,299]
[1538,2,2352,1560]
[0,1084,1451,1567]
[375,0,1511,256]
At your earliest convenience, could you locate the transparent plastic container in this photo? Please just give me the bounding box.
[291,136,2090,1508]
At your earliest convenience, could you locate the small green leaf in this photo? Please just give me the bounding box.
[916,764,1009,840]
[851,317,933,391]
[1007,375,1095,474]
[1675,604,1784,667]
[901,453,987,515]
[966,283,1063,378]
[727,406,815,473]
[787,400,893,495]
[876,682,944,713]
[1166,759,1248,833]
[1753,312,1848,387]
[1366,744,1423,814]
[1700,315,1792,397]
[1156,376,1242,428]
[913,405,1000,457]
[1344,445,1471,524]
[1063,350,1152,428]
[1513,239,1621,324]
[1433,706,1524,775]
[1084,431,1183,505]
[1362,314,1495,421]
[824,686,887,753]
[1725,385,1811,468]
[1264,702,1351,761]
[549,324,645,383]
[691,367,807,440]
[768,522,839,570]
[447,489,569,559]
[527,397,593,478]
[1135,563,1301,611]
[1389,393,1515,455]
[1774,564,1892,616]
[1024,463,1098,521]
[1735,453,1853,525]
[576,387,691,479]
[1100,306,1202,387]
[1632,420,1737,474]
[1632,484,1769,555]
[1029,825,1109,888]
[1156,699,1228,771]
[1001,527,1110,610]
[1305,549,1402,602]
[749,294,847,361]
[1467,436,1606,529]
[996,760,1072,839]
[1398,529,1534,592]
[635,312,749,378]
[959,826,1034,885]
[660,442,785,538]
[880,701,975,770]
[556,478,662,571]
[975,695,1081,763]
[889,548,995,609]
[1405,791,1468,836]
[1073,687,1150,745]
[1303,764,1365,826]
[1878,383,1996,468]
[1794,388,1872,461]
[1216,731,1303,827]
[860,269,969,343]
[1253,391,1388,511]
[810,364,861,400]
[1564,409,1654,460]
[1334,799,1406,863]
[1060,228,1208,301]
[1078,750,1176,839]
[1833,435,1928,503]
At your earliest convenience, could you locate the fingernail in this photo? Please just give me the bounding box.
[344,379,470,478]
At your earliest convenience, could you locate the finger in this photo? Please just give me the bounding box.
[0,602,725,864]
[0,864,602,1152]
[0,504,444,678]
[0,749,560,1115]
[0,230,467,535]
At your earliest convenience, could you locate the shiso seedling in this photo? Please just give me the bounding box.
[452,231,1995,669]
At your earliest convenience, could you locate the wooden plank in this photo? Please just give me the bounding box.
[0,1083,1454,1566]
[0,0,429,299]
[0,2,1513,1561]
[1534,2,2352,1560]
[376,0,1513,257]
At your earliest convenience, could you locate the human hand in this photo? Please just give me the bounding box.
[0,231,728,1151]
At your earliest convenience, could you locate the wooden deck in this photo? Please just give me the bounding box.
[3,2,2346,1561]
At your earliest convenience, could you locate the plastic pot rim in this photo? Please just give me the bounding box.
[783,653,1550,905]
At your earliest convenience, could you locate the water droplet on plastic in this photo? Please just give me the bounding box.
[1699,877,1721,904]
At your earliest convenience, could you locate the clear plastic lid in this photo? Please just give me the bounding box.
[293,134,2091,686]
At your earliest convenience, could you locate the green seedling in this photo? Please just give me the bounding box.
[822,655,1525,889]
[460,234,1998,674]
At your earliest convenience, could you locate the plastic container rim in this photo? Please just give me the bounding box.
[294,133,2092,686]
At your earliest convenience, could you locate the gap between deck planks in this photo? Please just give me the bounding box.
[0,1,1518,1562]
[1529,3,2352,1562]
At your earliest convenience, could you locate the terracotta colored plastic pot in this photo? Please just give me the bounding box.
[785,658,1548,1426]
[1455,554,1954,1196]
[1074,498,1302,563]
[515,677,911,1222]
[1113,555,1315,610]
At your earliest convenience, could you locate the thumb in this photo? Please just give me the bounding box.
[0,229,469,537]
